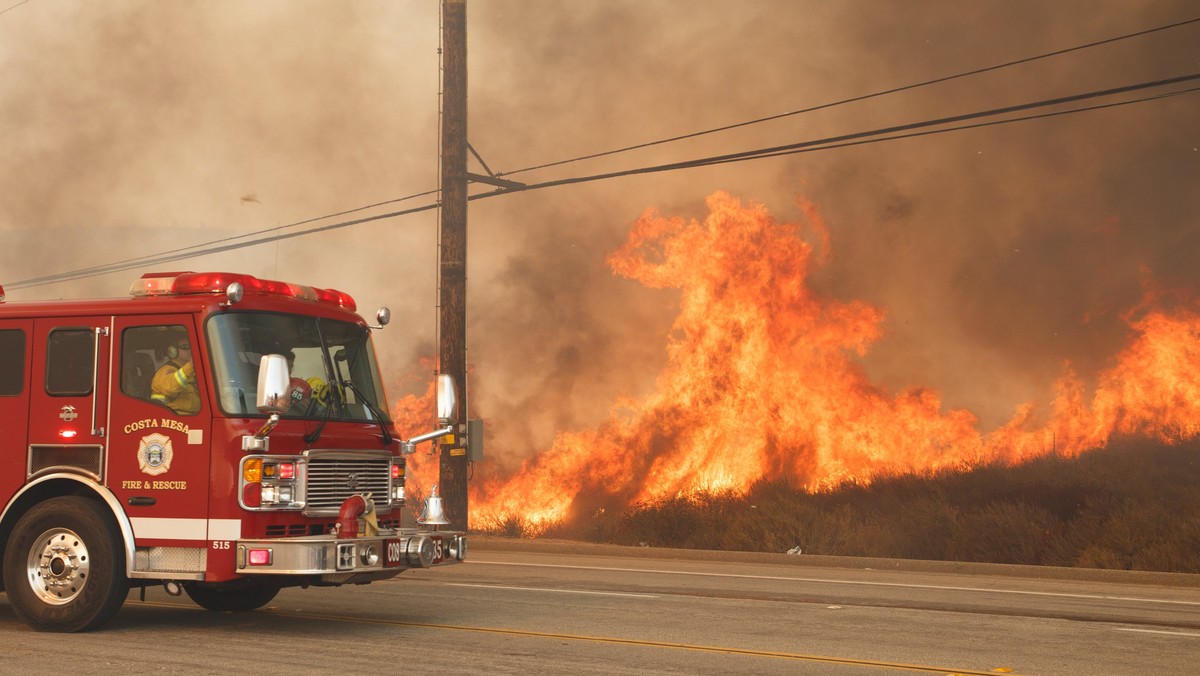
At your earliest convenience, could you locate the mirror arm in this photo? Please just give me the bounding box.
[401,425,454,455]
[254,413,281,440]
[242,413,281,452]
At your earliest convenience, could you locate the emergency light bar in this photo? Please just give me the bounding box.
[129,271,356,311]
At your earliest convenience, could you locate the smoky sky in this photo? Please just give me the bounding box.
[3,1,1199,466]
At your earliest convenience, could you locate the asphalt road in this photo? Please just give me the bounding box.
[1,538,1197,675]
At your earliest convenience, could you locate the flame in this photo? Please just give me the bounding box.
[390,359,440,511]
[394,191,1200,532]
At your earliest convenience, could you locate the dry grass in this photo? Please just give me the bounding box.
[492,437,1200,573]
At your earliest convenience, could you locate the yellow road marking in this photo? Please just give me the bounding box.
[135,600,1018,674]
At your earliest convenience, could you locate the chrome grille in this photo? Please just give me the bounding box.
[303,451,392,516]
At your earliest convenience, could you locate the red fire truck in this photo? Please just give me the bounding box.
[0,271,465,632]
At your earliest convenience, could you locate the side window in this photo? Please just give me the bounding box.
[122,325,200,415]
[0,329,25,396]
[46,328,95,396]
[121,327,165,401]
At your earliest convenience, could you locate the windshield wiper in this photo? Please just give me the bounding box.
[303,375,346,445]
[341,379,393,446]
[302,398,333,445]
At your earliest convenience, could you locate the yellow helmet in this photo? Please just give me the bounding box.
[306,377,329,405]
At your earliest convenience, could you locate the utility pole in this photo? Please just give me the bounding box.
[438,0,469,531]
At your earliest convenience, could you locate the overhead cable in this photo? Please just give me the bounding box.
[496,16,1200,178]
[12,189,438,289]
[6,72,1196,291]
[487,72,1200,194]
[0,0,33,17]
[14,16,1195,290]
[5,202,438,290]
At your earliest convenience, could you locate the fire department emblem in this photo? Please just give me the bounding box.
[137,433,174,476]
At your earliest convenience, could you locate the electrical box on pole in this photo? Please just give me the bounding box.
[437,0,470,531]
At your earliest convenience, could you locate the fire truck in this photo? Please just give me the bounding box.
[0,271,465,632]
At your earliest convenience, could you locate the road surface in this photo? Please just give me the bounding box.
[1,537,1197,674]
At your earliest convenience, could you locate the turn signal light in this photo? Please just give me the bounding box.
[240,455,302,510]
[243,458,263,482]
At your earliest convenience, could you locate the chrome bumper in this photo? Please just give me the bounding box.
[235,530,466,577]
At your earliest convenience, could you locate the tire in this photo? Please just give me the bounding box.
[2,496,129,632]
[184,581,281,612]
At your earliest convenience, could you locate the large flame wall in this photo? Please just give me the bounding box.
[396,192,1200,532]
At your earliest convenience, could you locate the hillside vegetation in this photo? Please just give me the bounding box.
[492,438,1200,573]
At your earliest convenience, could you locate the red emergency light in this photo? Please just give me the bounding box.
[247,549,272,566]
[129,271,356,311]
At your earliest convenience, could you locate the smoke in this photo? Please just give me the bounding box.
[1,0,442,324]
[465,0,1200,449]
[4,1,1199,467]
[790,2,1200,427]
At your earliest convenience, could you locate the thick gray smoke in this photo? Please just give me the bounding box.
[2,1,1198,471]
[465,0,1200,449]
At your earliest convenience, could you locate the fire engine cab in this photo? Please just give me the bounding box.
[0,271,465,632]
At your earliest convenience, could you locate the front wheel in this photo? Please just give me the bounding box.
[2,496,129,632]
[184,581,281,612]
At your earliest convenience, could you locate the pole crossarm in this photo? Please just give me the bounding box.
[466,172,527,189]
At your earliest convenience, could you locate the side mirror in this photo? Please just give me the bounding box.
[401,375,460,455]
[256,354,291,414]
[436,374,458,425]
[375,307,391,327]
[224,281,244,306]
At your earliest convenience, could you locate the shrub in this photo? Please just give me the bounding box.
[480,438,1200,573]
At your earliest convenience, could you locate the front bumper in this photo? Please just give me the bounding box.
[235,529,466,579]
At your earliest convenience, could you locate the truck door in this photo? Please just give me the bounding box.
[0,319,33,506]
[107,316,212,561]
[27,318,112,485]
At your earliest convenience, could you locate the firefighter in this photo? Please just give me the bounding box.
[284,350,329,413]
[151,336,201,414]
[285,350,308,410]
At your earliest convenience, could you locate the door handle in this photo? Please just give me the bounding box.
[92,326,109,437]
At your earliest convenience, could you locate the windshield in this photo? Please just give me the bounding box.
[206,312,391,422]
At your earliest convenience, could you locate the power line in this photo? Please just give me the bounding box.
[12,15,1193,292]
[697,85,1200,168]
[0,0,32,17]
[7,72,1195,291]
[495,15,1200,178]
[494,72,1200,192]
[31,188,439,289]
[5,201,440,290]
[456,79,1200,198]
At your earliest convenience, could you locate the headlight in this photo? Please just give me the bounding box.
[240,455,303,510]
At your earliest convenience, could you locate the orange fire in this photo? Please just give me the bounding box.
[394,191,1200,532]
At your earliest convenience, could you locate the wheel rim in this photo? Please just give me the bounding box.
[25,527,90,605]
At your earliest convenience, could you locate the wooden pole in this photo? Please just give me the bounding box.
[438,0,469,531]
